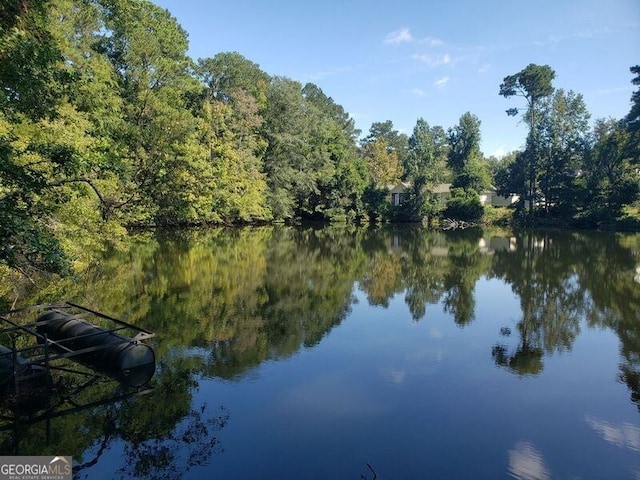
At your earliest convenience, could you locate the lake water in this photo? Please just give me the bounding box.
[1,225,640,479]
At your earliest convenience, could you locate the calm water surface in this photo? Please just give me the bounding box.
[1,226,640,479]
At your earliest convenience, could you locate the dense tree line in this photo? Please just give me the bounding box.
[497,63,640,226]
[1,0,638,276]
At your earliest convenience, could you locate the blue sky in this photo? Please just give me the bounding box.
[152,0,639,157]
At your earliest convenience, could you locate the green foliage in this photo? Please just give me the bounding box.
[201,93,270,223]
[0,0,72,274]
[2,0,639,281]
[536,89,590,215]
[401,175,445,222]
[362,138,403,187]
[625,65,640,134]
[483,206,514,227]
[448,112,484,184]
[584,118,639,221]
[495,66,638,227]
[361,120,409,168]
[0,202,69,274]
[401,118,451,222]
[302,83,364,221]
[0,0,68,118]
[623,66,640,178]
[262,78,364,222]
[443,188,484,222]
[318,159,369,222]
[99,0,204,226]
[362,185,391,221]
[262,77,318,219]
[197,52,269,107]
[406,118,450,183]
[500,64,556,105]
[197,53,271,222]
[500,64,556,219]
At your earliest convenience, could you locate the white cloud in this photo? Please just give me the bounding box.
[384,28,413,45]
[384,29,448,47]
[508,442,550,480]
[586,415,640,451]
[418,36,445,47]
[434,76,450,88]
[412,53,452,67]
[411,53,429,63]
[411,88,426,97]
[478,64,490,74]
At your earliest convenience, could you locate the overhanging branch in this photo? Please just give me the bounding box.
[1,177,135,221]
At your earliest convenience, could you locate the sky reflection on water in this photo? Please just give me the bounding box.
[2,227,640,479]
[190,274,639,479]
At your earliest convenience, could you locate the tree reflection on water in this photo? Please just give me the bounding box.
[0,353,229,480]
[0,225,639,476]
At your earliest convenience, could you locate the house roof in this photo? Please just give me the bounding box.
[433,183,450,194]
[387,181,410,189]
[387,182,451,194]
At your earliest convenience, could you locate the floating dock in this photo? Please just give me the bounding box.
[0,302,156,399]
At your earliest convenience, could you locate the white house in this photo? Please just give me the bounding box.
[482,191,520,207]
[388,182,519,207]
[388,182,411,206]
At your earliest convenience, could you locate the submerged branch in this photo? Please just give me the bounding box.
[441,218,477,230]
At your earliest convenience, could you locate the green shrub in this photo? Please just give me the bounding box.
[443,189,484,222]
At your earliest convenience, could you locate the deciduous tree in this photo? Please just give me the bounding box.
[536,89,590,215]
[362,139,402,188]
[447,112,491,194]
[405,118,449,220]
